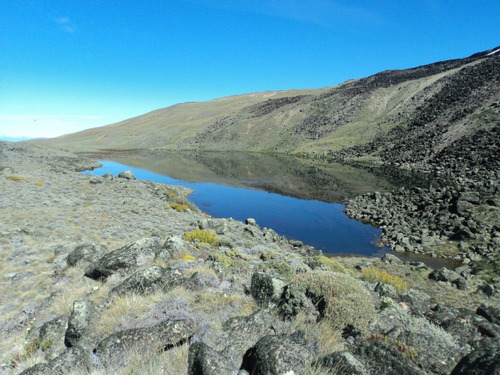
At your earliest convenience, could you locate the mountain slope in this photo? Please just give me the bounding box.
[37,50,499,158]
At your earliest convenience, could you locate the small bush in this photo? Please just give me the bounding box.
[361,268,409,292]
[181,252,196,262]
[183,229,219,247]
[170,202,190,212]
[34,181,43,186]
[6,175,30,182]
[286,270,376,332]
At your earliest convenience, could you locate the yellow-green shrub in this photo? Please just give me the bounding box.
[361,268,409,292]
[313,256,349,274]
[170,202,190,212]
[183,229,219,246]
[6,175,30,182]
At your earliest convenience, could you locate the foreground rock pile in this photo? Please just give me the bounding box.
[1,142,499,375]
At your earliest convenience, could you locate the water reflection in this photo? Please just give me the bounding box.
[85,150,397,203]
[83,151,398,256]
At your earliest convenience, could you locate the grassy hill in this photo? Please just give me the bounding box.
[36,50,499,161]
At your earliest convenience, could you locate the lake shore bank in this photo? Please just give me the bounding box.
[1,141,498,375]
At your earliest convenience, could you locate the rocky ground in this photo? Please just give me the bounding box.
[1,141,499,375]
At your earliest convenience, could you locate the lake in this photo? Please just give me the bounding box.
[83,151,399,256]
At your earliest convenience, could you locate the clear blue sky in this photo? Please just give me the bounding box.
[1,1,499,138]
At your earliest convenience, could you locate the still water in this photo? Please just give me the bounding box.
[83,151,398,256]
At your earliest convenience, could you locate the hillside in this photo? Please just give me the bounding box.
[37,48,499,158]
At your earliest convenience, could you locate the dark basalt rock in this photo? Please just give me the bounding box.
[187,342,238,375]
[94,318,194,368]
[64,300,96,349]
[244,334,314,375]
[354,340,426,375]
[84,238,161,280]
[67,243,107,266]
[451,339,500,375]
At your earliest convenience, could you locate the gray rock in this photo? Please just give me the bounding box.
[477,302,500,326]
[247,335,314,375]
[429,267,460,282]
[399,289,431,316]
[111,266,167,295]
[111,266,199,295]
[38,315,68,359]
[117,170,136,180]
[19,346,91,375]
[451,339,500,375]
[84,238,161,280]
[67,243,107,266]
[381,253,403,265]
[95,318,194,368]
[315,351,369,375]
[373,306,461,374]
[216,309,275,367]
[188,342,238,375]
[250,273,286,306]
[354,341,425,375]
[65,300,95,349]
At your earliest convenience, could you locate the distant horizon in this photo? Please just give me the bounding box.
[2,1,499,138]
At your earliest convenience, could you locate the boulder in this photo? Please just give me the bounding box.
[187,342,238,375]
[67,243,107,266]
[245,335,314,375]
[354,340,426,375]
[84,238,161,280]
[373,306,461,374]
[214,309,275,367]
[117,170,136,180]
[38,315,68,359]
[429,267,460,283]
[250,272,286,306]
[451,339,500,375]
[315,351,369,375]
[94,318,194,368]
[19,346,91,375]
[399,289,431,316]
[64,300,95,349]
[110,266,199,295]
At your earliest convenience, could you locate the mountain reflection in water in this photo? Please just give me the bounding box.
[83,151,398,256]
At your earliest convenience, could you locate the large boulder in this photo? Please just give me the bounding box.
[67,243,107,266]
[354,340,426,375]
[64,300,96,349]
[245,335,314,375]
[84,238,161,280]
[94,318,194,368]
[451,339,500,375]
[110,266,200,295]
[373,306,462,374]
[19,346,91,375]
[315,351,369,375]
[214,309,275,367]
[187,342,238,375]
[250,272,286,306]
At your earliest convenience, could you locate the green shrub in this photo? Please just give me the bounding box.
[183,229,219,246]
[361,268,409,292]
[285,270,376,332]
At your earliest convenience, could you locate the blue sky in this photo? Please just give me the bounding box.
[1,1,499,138]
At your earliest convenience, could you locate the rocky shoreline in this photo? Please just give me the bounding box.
[1,141,499,374]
